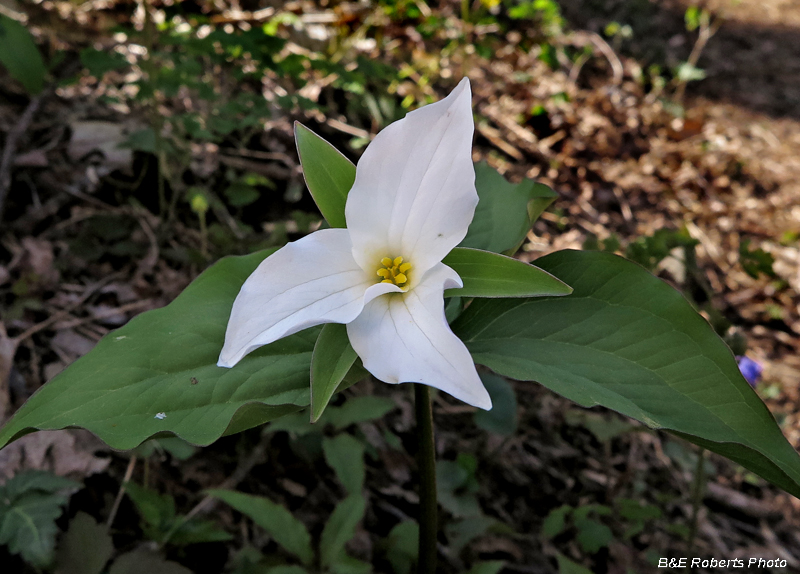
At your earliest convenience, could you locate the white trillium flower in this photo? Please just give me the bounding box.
[218,78,492,409]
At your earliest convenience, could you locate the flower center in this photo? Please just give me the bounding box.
[376,256,412,288]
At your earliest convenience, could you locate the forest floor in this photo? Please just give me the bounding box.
[0,0,799,572]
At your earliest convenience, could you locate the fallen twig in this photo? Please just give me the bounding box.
[0,93,45,220]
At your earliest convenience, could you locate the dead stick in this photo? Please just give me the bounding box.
[107,455,137,531]
[0,93,45,220]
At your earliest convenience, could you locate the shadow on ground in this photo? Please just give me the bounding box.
[558,0,800,120]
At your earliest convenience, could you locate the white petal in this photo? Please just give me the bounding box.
[219,229,397,367]
[346,263,492,409]
[345,78,478,281]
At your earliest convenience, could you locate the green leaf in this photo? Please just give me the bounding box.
[385,521,418,574]
[207,489,313,565]
[167,518,234,546]
[320,494,366,568]
[224,181,261,207]
[739,238,776,279]
[541,505,571,539]
[445,515,497,553]
[453,249,800,498]
[436,460,481,518]
[460,162,557,254]
[1,469,79,499]
[0,249,316,451]
[473,373,517,436]
[564,409,635,443]
[0,471,78,567]
[326,396,396,430]
[109,549,192,574]
[311,323,357,423]
[555,553,593,574]
[267,567,309,574]
[121,127,158,154]
[323,434,365,494]
[574,518,612,553]
[295,123,355,228]
[0,15,46,94]
[124,482,175,537]
[0,492,69,567]
[443,248,571,298]
[79,47,128,78]
[135,436,197,460]
[331,555,372,574]
[56,512,114,574]
[466,561,506,574]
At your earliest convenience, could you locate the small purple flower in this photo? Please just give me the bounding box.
[737,356,763,387]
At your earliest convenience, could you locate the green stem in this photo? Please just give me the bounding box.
[687,447,707,552]
[414,384,437,574]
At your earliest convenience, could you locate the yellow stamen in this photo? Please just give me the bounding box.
[375,255,412,289]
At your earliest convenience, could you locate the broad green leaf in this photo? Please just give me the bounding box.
[541,505,571,539]
[443,247,571,298]
[0,249,317,451]
[460,162,557,254]
[0,492,69,566]
[385,521,418,574]
[56,512,114,574]
[125,483,175,535]
[564,409,635,443]
[268,567,309,574]
[320,494,366,568]
[326,396,396,430]
[574,518,612,553]
[1,469,78,499]
[473,373,517,436]
[555,553,593,574]
[295,123,355,228]
[207,489,313,565]
[266,410,317,435]
[331,555,371,574]
[311,323,357,422]
[166,519,233,546]
[79,47,128,78]
[445,515,497,554]
[0,15,46,94]
[436,460,481,518]
[323,434,365,494]
[135,436,197,460]
[466,561,506,574]
[453,249,800,498]
[0,471,78,567]
[109,549,192,574]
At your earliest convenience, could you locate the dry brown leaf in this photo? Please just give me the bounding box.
[0,429,110,480]
[67,121,135,172]
[51,329,96,359]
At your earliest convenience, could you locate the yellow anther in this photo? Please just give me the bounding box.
[376,255,412,289]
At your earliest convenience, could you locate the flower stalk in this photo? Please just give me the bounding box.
[415,384,438,574]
